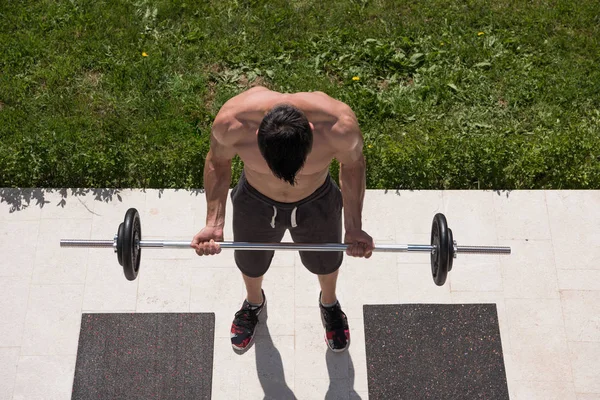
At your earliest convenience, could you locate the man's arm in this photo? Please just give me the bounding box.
[204,113,238,228]
[332,112,366,233]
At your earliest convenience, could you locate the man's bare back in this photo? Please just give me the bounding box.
[212,86,363,202]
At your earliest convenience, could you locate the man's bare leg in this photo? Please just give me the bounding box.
[243,273,264,305]
[318,269,339,305]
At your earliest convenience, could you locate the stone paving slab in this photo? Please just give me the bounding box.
[0,188,599,399]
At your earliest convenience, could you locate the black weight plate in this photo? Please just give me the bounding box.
[448,228,454,272]
[122,208,142,281]
[117,223,124,266]
[431,213,449,286]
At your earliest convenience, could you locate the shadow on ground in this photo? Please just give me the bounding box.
[390,189,513,197]
[2,187,513,214]
[0,188,205,213]
[243,303,362,399]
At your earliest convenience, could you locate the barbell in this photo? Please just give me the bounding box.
[59,208,510,286]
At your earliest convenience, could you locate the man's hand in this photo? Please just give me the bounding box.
[191,226,224,256]
[344,229,374,258]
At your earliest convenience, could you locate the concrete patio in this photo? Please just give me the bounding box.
[1,188,599,399]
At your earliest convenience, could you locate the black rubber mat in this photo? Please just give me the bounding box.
[363,304,508,400]
[72,313,215,400]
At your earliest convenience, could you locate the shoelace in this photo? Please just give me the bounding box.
[234,307,259,330]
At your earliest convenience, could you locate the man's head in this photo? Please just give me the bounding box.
[257,103,313,186]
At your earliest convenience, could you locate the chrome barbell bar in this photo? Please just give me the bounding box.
[60,239,511,255]
[59,209,512,285]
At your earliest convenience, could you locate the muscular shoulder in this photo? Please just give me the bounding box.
[289,91,350,122]
[211,87,275,143]
[219,86,282,121]
[328,108,362,152]
[288,91,362,155]
[211,109,243,147]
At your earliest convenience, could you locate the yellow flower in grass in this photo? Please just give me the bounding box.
[142,52,148,57]
[352,76,360,81]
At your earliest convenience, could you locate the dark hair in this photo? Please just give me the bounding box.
[257,103,313,186]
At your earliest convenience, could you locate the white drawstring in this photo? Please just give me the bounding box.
[270,205,298,228]
[270,206,277,228]
[291,207,297,228]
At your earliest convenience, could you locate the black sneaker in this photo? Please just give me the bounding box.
[319,292,350,352]
[230,290,266,351]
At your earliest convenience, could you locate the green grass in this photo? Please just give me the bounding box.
[1,0,599,189]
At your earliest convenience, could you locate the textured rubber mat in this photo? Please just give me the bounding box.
[72,313,215,400]
[363,304,508,400]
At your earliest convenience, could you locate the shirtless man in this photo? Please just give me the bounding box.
[190,86,374,352]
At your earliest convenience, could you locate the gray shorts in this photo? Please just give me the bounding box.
[231,171,343,277]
